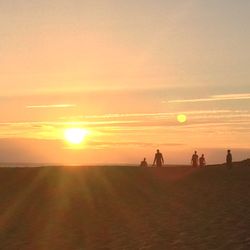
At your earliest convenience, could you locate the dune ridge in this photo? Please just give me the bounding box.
[0,160,250,249]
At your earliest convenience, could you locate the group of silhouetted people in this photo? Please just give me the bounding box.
[140,149,233,168]
[191,151,206,168]
[140,149,164,167]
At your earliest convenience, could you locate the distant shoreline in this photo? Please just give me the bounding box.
[0,159,249,168]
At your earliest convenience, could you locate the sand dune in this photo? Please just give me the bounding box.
[0,161,250,250]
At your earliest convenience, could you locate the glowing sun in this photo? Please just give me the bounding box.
[64,128,89,145]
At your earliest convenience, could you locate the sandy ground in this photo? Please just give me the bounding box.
[0,163,250,250]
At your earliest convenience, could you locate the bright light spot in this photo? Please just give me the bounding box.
[177,114,187,123]
[64,128,89,145]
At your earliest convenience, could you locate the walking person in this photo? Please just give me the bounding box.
[199,154,206,167]
[226,150,233,169]
[153,149,164,167]
[191,151,199,168]
[140,158,148,167]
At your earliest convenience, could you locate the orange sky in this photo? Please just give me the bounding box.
[0,1,249,164]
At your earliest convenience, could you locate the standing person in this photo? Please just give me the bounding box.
[226,150,232,169]
[140,158,148,167]
[199,154,206,167]
[191,151,199,168]
[153,149,164,167]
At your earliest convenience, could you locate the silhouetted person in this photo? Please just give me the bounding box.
[153,149,164,167]
[191,151,199,167]
[140,158,148,167]
[199,154,206,167]
[226,150,232,169]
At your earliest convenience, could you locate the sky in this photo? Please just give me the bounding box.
[0,0,249,165]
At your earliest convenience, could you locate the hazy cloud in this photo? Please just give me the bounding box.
[26,104,76,109]
[168,93,250,103]
[60,110,243,120]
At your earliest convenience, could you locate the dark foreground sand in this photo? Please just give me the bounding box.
[0,162,250,250]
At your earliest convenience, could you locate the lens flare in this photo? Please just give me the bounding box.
[177,114,187,123]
